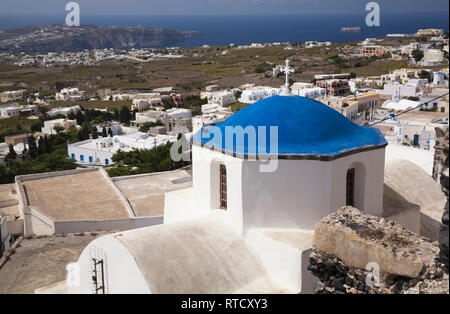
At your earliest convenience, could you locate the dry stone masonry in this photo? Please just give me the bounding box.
[308,207,449,294]
[433,126,449,270]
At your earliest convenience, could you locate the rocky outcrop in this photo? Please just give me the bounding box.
[434,126,449,270]
[308,207,448,294]
[0,24,195,53]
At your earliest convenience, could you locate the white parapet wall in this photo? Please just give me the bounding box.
[54,216,163,234]
[245,228,317,294]
[15,168,165,236]
[164,187,199,224]
[22,206,56,236]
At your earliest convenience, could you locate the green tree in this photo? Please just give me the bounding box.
[418,70,432,82]
[163,99,174,110]
[107,141,190,177]
[53,125,65,134]
[0,132,79,184]
[92,126,99,139]
[381,51,392,59]
[418,36,428,43]
[0,164,13,184]
[102,126,107,138]
[412,49,424,62]
[67,111,76,120]
[118,105,132,124]
[31,120,43,133]
[108,128,113,137]
[254,66,265,73]
[42,136,51,154]
[55,82,66,91]
[38,106,50,115]
[138,120,163,133]
[28,135,38,158]
[75,110,84,125]
[78,123,90,141]
[113,108,119,121]
[37,137,44,155]
[5,144,17,162]
[21,147,27,160]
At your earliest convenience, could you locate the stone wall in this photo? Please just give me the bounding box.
[308,207,448,294]
[433,126,448,270]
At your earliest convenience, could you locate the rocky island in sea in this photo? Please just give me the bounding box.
[0,24,201,53]
[341,26,361,32]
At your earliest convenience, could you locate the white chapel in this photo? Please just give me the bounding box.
[64,95,390,294]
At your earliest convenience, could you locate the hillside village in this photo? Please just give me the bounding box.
[0,28,449,295]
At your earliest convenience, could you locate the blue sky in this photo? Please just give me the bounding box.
[1,0,449,15]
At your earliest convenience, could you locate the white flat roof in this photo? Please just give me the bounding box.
[385,143,434,175]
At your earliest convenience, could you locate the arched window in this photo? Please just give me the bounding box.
[346,168,355,206]
[220,164,227,210]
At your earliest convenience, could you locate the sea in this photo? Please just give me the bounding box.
[0,13,448,48]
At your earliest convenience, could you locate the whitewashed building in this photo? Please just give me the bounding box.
[64,96,390,294]
[47,105,81,117]
[192,104,232,133]
[406,79,429,87]
[0,106,20,119]
[55,88,88,101]
[421,49,444,66]
[381,118,439,151]
[291,83,326,99]
[209,91,236,106]
[383,82,422,98]
[41,119,77,135]
[433,71,447,87]
[112,93,134,101]
[238,86,281,104]
[131,98,163,111]
[165,108,192,120]
[95,122,123,136]
[382,91,420,111]
[68,132,177,166]
[201,103,231,115]
[0,90,26,103]
[131,110,166,128]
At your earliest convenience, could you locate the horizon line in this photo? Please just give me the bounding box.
[1,12,449,16]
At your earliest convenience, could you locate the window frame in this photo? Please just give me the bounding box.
[219,164,227,210]
[346,168,355,207]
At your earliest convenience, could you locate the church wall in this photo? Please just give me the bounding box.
[191,146,385,234]
[192,146,244,234]
[70,235,151,294]
[245,229,317,293]
[192,145,213,211]
[164,188,196,224]
[330,148,385,217]
[241,159,334,233]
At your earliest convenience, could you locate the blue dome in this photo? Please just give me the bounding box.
[192,95,387,159]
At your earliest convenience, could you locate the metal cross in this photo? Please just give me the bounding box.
[280,59,294,88]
